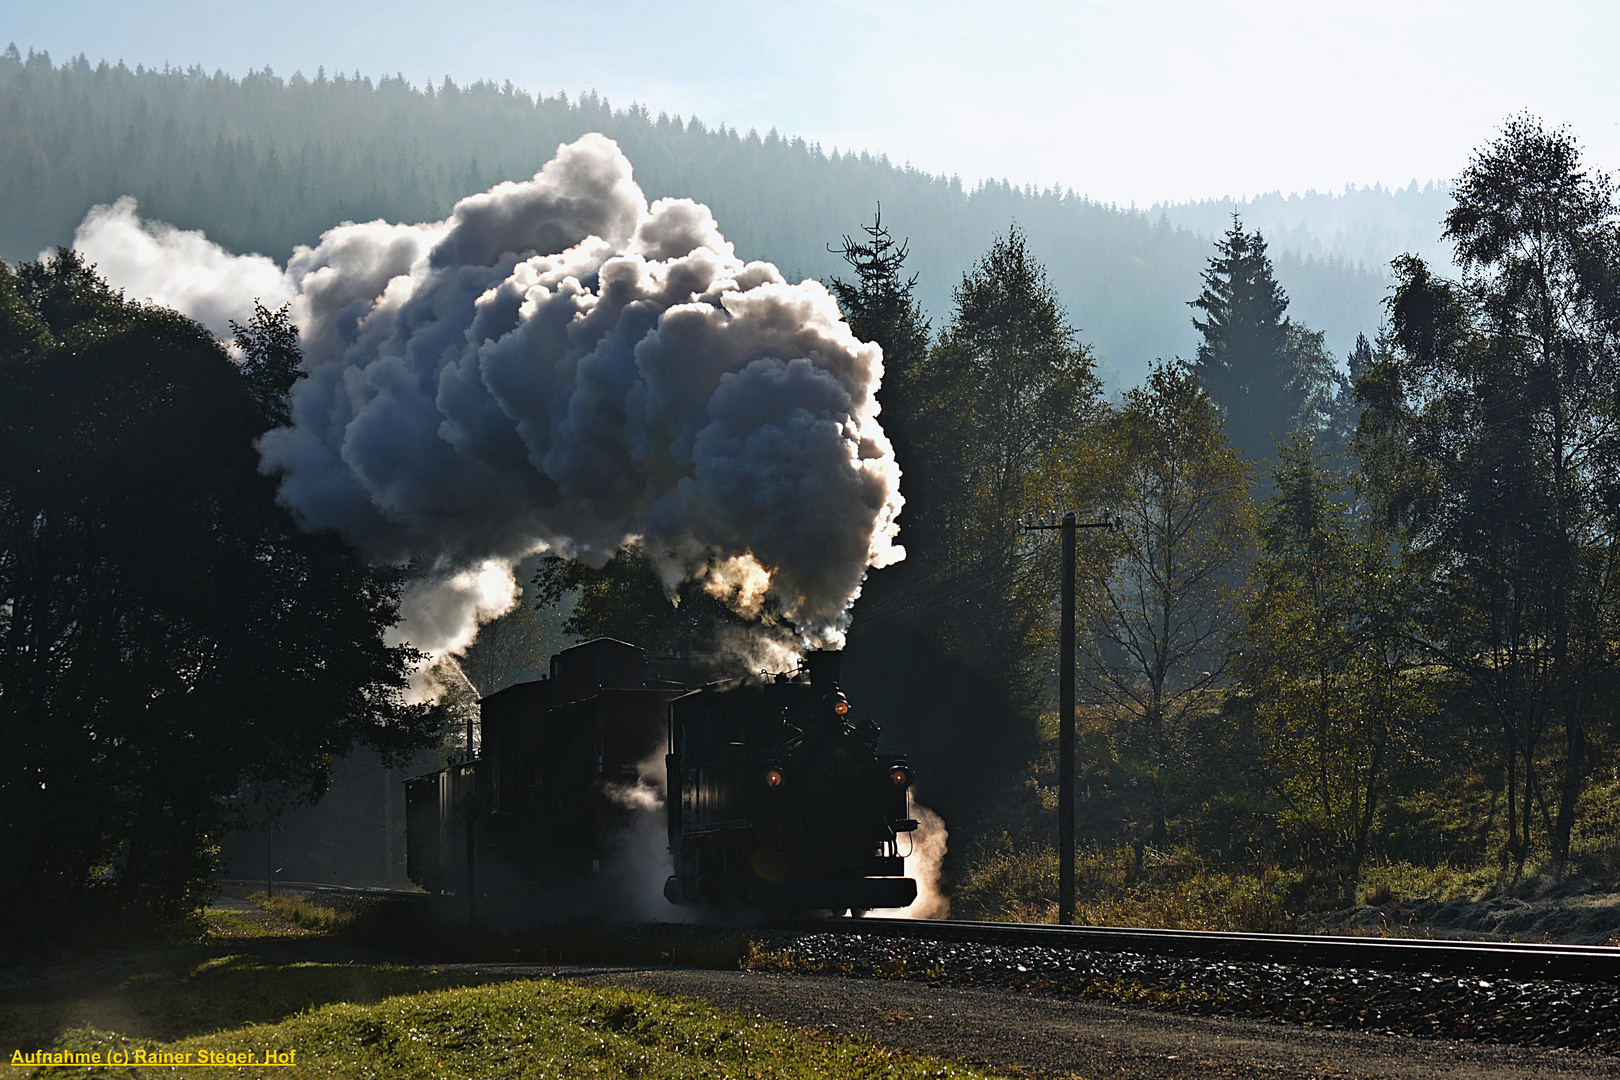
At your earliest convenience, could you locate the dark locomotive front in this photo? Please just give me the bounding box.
[664,650,918,911]
[404,638,919,914]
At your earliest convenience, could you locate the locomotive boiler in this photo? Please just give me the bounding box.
[404,637,919,913]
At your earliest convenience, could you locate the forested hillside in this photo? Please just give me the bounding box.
[1,45,1405,385]
[1163,182,1456,275]
[3,35,1615,936]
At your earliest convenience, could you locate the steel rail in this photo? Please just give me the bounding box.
[792,917,1620,984]
[212,878,423,898]
[211,879,1619,983]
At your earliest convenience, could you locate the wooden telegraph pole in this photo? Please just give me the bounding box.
[1021,510,1118,924]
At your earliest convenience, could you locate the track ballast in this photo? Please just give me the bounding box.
[794,916,1620,984]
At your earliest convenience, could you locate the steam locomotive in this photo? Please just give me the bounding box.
[404,638,919,913]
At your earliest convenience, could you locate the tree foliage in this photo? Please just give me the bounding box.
[827,206,932,504]
[831,224,1105,832]
[0,253,434,929]
[1074,363,1254,844]
[827,205,931,390]
[1190,216,1341,463]
[1357,116,1620,866]
[1242,435,1430,878]
[922,227,1104,678]
[530,545,759,676]
[228,300,302,427]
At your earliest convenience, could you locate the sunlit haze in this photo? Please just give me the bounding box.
[9,0,1619,204]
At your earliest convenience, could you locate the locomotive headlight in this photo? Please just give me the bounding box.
[763,767,786,789]
[889,766,911,788]
[833,697,850,716]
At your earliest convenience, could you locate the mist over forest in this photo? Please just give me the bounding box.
[0,45,1434,386]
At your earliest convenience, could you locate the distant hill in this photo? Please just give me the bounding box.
[1162,183,1456,273]
[0,46,1450,386]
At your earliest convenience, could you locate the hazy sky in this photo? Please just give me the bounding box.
[7,0,1618,204]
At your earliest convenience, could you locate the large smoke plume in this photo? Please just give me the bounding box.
[71,134,905,669]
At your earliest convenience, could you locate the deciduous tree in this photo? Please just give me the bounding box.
[1242,435,1430,881]
[1076,363,1254,845]
[1358,117,1620,866]
[840,226,1103,832]
[530,544,755,667]
[924,227,1103,681]
[0,252,434,932]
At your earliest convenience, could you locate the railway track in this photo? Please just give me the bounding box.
[794,916,1620,984]
[214,878,422,899]
[213,879,1619,984]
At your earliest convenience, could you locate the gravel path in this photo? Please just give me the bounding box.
[432,961,1618,1080]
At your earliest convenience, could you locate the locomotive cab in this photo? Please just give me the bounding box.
[663,650,919,911]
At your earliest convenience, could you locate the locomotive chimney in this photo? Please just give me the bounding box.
[805,649,842,696]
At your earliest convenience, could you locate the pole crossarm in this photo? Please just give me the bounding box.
[1017,509,1119,925]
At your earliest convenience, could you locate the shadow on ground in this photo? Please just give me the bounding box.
[0,939,500,1049]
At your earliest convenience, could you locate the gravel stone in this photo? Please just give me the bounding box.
[743,930,1620,1054]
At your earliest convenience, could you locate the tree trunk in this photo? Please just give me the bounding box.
[1504,726,1519,859]
[1349,741,1384,882]
[1552,706,1585,868]
[1147,701,1167,846]
[1151,777,1168,847]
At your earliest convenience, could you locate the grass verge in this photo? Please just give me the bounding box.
[952,836,1620,941]
[247,892,354,933]
[953,840,1300,930]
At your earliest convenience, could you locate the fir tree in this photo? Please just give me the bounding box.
[1189,214,1301,462]
[826,204,931,467]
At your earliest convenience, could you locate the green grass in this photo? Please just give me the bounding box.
[1568,766,1620,880]
[6,959,997,1080]
[247,891,354,932]
[952,833,1619,936]
[1351,860,1506,906]
[0,953,496,1052]
[953,839,1301,930]
[200,908,287,939]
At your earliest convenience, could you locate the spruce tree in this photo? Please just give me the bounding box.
[827,205,931,458]
[1188,214,1300,462]
[827,205,929,363]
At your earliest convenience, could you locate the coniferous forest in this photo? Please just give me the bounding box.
[0,45,1406,387]
[2,41,1618,946]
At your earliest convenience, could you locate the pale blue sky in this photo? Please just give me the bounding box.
[6,0,1618,204]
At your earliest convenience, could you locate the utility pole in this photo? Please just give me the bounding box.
[1021,509,1118,924]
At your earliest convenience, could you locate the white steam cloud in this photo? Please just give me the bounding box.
[69,198,296,338]
[873,802,950,920]
[69,135,905,665]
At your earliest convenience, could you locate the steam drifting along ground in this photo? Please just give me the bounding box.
[69,134,905,672]
[873,804,951,920]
